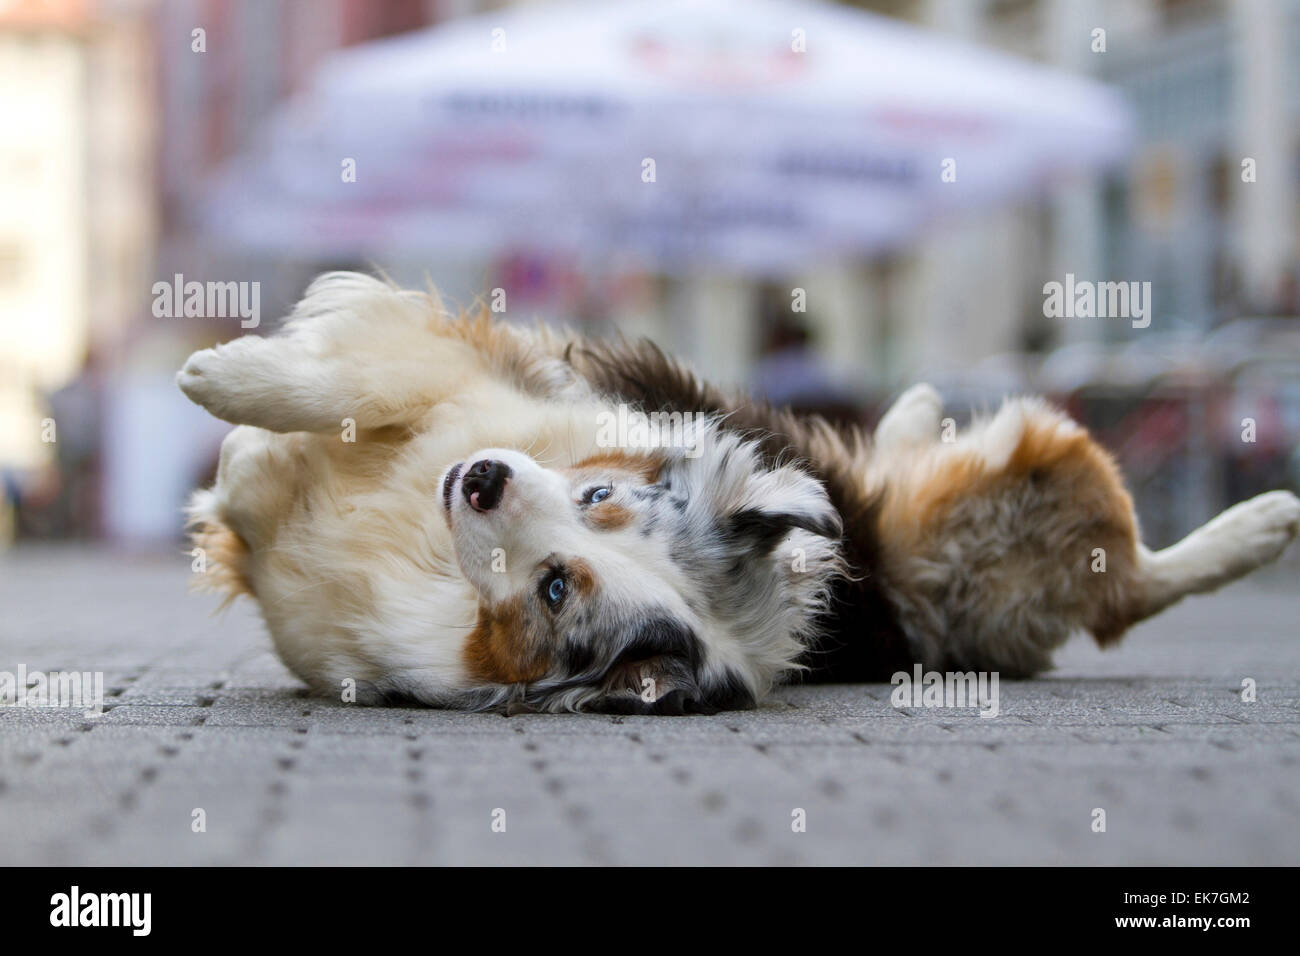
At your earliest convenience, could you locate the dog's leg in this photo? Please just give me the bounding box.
[177,273,490,433]
[874,383,944,453]
[1133,490,1300,620]
[186,425,298,603]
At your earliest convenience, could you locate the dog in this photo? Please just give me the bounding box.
[177,272,1300,713]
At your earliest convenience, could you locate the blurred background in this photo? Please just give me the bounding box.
[3,0,1300,555]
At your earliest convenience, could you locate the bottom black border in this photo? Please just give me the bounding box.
[7,866,1280,939]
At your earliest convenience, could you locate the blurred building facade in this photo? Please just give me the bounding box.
[4,0,1299,546]
[17,0,1294,395]
[845,0,1299,378]
[1,0,91,482]
[1,0,155,540]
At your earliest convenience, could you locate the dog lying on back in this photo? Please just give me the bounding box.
[178,273,1300,713]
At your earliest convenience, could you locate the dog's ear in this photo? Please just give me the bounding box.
[728,505,840,552]
[662,423,841,546]
[583,618,713,715]
[727,463,841,552]
[585,620,757,715]
[593,653,712,715]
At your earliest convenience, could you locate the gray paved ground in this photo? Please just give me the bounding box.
[1,545,1297,865]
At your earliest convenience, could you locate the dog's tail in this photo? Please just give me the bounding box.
[185,486,254,607]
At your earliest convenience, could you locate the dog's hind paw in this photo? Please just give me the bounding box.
[875,383,944,452]
[1207,490,1300,573]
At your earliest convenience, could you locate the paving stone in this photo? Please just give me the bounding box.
[2,545,1298,864]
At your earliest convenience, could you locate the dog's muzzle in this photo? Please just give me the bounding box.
[462,459,512,512]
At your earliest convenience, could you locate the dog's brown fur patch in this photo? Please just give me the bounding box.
[462,601,552,684]
[567,558,597,596]
[566,449,664,484]
[878,416,1135,545]
[588,502,635,531]
[1013,417,1141,645]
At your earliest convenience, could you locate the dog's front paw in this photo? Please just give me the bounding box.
[176,347,222,406]
[176,338,271,422]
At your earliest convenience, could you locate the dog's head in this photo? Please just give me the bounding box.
[438,423,842,714]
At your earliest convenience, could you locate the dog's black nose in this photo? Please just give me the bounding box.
[462,459,511,512]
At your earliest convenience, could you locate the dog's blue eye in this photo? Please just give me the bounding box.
[586,486,611,504]
[544,574,567,608]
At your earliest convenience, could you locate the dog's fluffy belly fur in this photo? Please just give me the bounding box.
[180,273,1300,712]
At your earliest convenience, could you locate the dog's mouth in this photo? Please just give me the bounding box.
[442,462,463,514]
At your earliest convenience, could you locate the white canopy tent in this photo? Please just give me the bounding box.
[204,0,1134,274]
